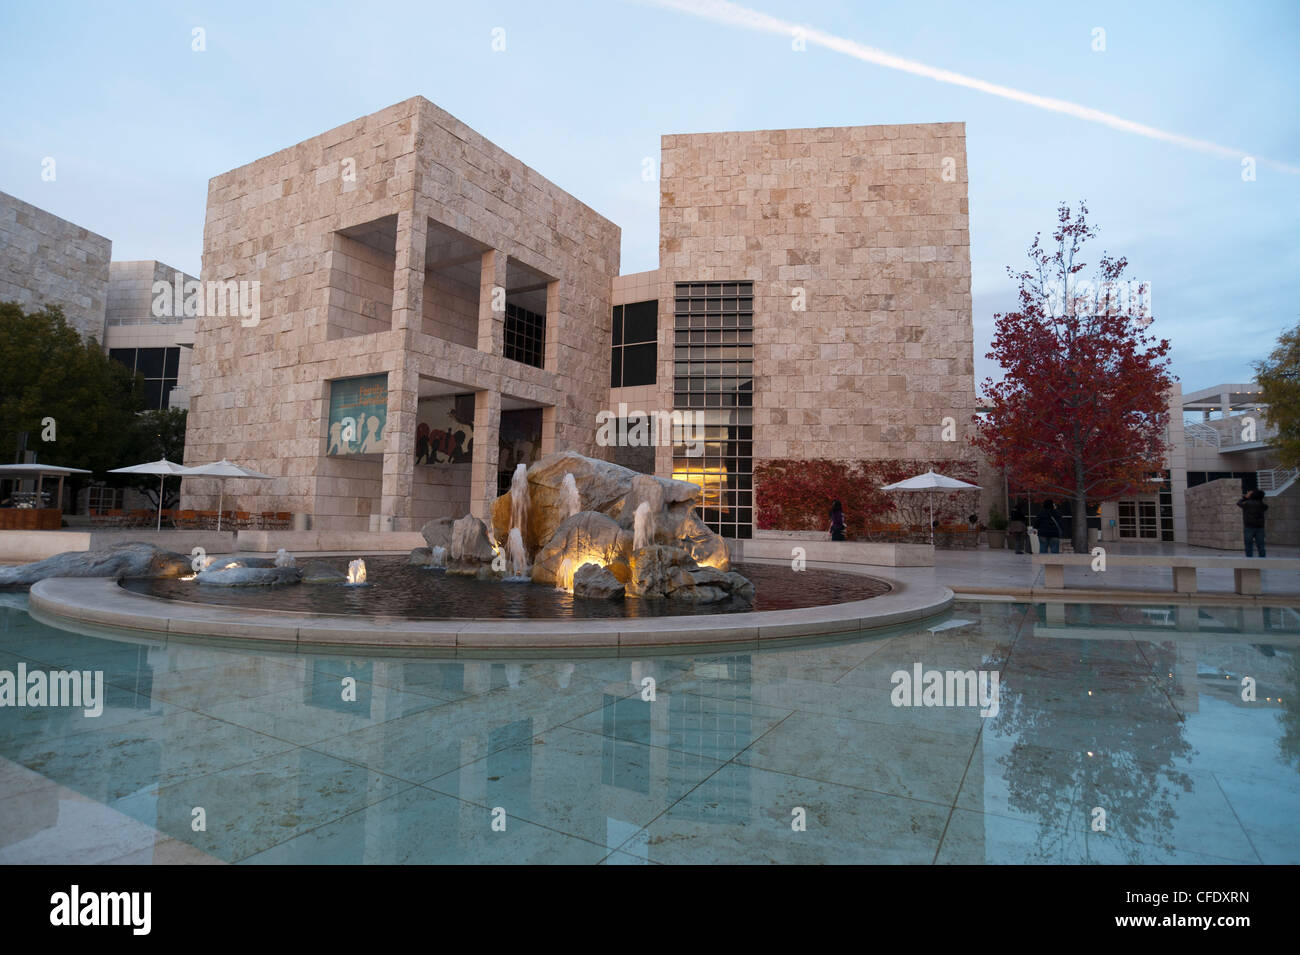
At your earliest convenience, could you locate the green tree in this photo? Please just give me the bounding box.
[1255,321,1300,470]
[0,302,143,505]
[113,407,188,507]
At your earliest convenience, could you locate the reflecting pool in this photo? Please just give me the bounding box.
[1,599,1297,863]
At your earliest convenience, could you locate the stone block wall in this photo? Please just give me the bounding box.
[1185,479,1240,550]
[185,96,620,530]
[654,123,979,524]
[1186,478,1300,550]
[0,190,111,340]
[325,234,394,339]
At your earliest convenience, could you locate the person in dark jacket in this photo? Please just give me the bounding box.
[1237,489,1269,557]
[1034,501,1063,554]
[829,500,846,541]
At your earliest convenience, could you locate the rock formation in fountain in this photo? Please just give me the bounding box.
[446,514,500,577]
[419,516,458,552]
[628,545,754,603]
[460,451,749,603]
[197,565,302,587]
[532,511,633,586]
[572,562,625,599]
[0,542,193,589]
[492,452,730,565]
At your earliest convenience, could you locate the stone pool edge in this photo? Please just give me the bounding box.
[27,576,954,652]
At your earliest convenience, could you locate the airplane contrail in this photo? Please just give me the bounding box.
[639,0,1299,175]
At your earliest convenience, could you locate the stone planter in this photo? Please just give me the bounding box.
[986,529,1007,550]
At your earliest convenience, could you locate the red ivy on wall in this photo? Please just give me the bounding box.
[755,458,979,534]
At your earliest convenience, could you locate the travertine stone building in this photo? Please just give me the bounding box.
[185,98,979,536]
[0,189,112,340]
[104,260,198,411]
[619,123,980,536]
[184,97,620,530]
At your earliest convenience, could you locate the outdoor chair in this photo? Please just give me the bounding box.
[273,511,292,529]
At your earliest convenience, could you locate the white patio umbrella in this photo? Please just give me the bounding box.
[880,470,982,544]
[107,458,193,530]
[183,459,274,531]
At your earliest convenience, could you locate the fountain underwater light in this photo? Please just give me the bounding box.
[555,556,576,593]
[346,559,368,585]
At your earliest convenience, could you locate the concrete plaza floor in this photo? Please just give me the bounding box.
[926,541,1300,599]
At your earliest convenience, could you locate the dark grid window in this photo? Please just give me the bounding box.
[110,347,180,410]
[672,282,754,539]
[504,302,545,369]
[611,300,658,387]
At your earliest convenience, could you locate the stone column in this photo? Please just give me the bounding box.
[543,280,559,372]
[380,361,418,530]
[390,209,427,333]
[380,210,425,530]
[469,388,501,523]
[540,405,557,458]
[477,249,507,356]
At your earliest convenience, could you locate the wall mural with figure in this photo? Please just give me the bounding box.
[327,374,388,455]
[416,394,475,464]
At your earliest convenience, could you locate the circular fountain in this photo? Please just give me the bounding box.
[22,451,953,649]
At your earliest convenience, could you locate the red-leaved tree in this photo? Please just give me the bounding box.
[972,202,1174,553]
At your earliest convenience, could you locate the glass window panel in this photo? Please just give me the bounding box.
[623,301,658,344]
[622,343,656,387]
[136,348,166,378]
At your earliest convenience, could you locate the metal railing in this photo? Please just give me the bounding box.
[1257,468,1299,495]
[1184,422,1220,448]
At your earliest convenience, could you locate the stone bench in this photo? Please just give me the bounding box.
[1031,554,1300,595]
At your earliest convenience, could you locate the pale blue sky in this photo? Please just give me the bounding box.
[1,0,1297,390]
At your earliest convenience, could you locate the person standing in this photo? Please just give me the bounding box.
[1034,500,1063,554]
[1008,507,1028,554]
[829,500,846,541]
[1237,489,1269,557]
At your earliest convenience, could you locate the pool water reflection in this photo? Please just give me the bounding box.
[1,599,1297,864]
